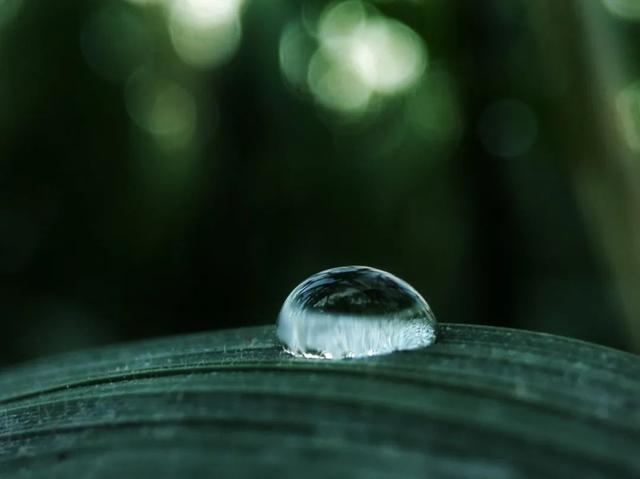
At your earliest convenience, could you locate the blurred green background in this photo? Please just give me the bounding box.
[1,0,640,365]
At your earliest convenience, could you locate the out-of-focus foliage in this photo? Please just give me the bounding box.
[0,0,639,364]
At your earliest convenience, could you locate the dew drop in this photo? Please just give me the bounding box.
[277,266,437,359]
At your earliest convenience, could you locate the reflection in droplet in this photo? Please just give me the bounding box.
[168,0,244,69]
[477,99,538,158]
[277,266,437,359]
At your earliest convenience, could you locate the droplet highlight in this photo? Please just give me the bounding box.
[277,266,437,359]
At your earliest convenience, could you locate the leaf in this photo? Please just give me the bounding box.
[0,324,639,478]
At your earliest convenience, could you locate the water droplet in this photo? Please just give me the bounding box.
[277,266,437,359]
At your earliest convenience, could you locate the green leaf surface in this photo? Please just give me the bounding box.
[0,324,639,478]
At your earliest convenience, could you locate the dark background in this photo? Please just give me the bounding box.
[1,0,640,365]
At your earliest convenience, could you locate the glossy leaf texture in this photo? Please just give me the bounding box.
[0,324,639,478]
